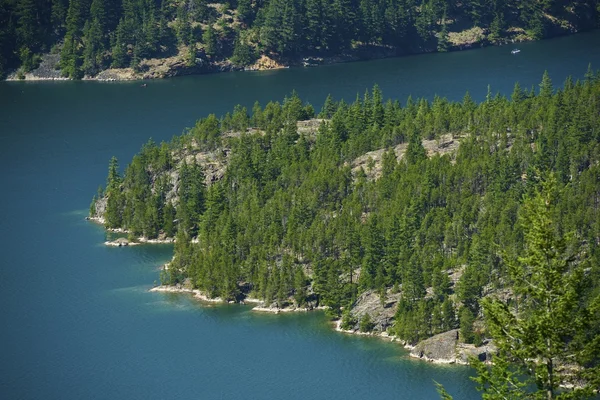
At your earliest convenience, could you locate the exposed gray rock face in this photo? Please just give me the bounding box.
[411,329,460,363]
[92,196,107,219]
[410,329,496,364]
[105,237,138,247]
[345,289,402,333]
[351,134,463,181]
[6,53,67,81]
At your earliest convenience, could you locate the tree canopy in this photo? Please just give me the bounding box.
[2,0,600,78]
[93,71,600,395]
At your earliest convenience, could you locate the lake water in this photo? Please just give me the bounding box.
[1,30,600,400]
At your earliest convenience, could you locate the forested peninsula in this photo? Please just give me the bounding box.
[90,71,600,397]
[3,0,600,80]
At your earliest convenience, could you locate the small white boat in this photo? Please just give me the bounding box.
[511,49,521,54]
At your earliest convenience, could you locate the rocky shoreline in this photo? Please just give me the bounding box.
[86,216,176,246]
[89,214,491,366]
[408,329,495,365]
[5,52,287,82]
[333,319,396,340]
[4,32,533,83]
[103,236,175,247]
[149,284,326,312]
[150,285,224,303]
[252,305,329,314]
[150,283,491,365]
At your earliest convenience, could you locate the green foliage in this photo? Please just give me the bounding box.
[437,21,449,52]
[82,18,104,76]
[340,308,357,330]
[470,175,600,399]
[231,33,256,67]
[105,156,124,228]
[4,0,600,77]
[359,313,374,332]
[435,381,455,400]
[488,12,505,44]
[94,75,600,393]
[176,4,191,46]
[459,307,475,344]
[203,24,218,58]
[186,42,197,67]
[111,22,127,68]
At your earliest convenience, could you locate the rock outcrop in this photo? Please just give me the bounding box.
[409,329,496,364]
[351,134,462,181]
[90,120,327,224]
[342,289,402,334]
[105,237,138,247]
[6,53,67,81]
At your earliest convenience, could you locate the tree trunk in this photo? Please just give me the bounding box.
[546,356,553,400]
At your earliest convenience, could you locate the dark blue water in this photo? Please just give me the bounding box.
[1,30,600,400]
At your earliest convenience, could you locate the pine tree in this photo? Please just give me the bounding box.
[437,19,449,52]
[111,21,128,68]
[82,18,104,76]
[406,132,427,165]
[359,312,374,332]
[131,42,142,71]
[186,40,197,67]
[293,266,308,306]
[231,33,255,67]
[60,0,86,78]
[511,82,524,103]
[320,94,337,118]
[105,156,124,228]
[203,24,218,58]
[16,0,40,70]
[488,12,504,44]
[471,175,600,399]
[237,0,253,24]
[360,215,384,289]
[539,70,553,98]
[459,306,475,343]
[175,3,191,46]
[51,0,68,37]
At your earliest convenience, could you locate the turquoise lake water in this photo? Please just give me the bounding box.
[1,31,600,399]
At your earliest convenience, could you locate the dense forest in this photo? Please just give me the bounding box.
[91,71,600,396]
[2,0,600,78]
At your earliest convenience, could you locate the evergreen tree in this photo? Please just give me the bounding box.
[60,0,87,78]
[90,76,600,390]
[231,32,255,67]
[471,175,600,399]
[175,4,191,46]
[105,156,124,228]
[111,20,128,68]
[539,70,553,98]
[16,0,40,70]
[360,215,384,289]
[437,20,449,52]
[237,0,254,24]
[488,12,505,44]
[186,41,197,67]
[203,24,218,58]
[406,132,427,165]
[82,18,104,75]
[51,0,68,37]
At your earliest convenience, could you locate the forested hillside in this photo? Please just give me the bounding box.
[91,70,600,394]
[2,0,600,79]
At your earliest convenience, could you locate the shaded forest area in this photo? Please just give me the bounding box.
[2,0,600,78]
